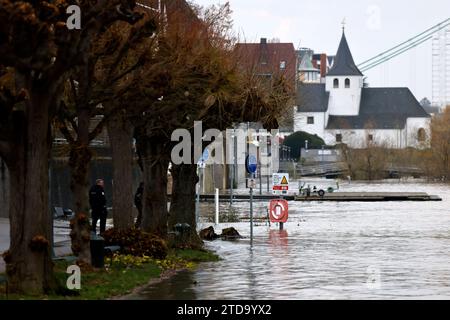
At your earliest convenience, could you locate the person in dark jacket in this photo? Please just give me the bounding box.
[89,179,107,234]
[134,182,144,228]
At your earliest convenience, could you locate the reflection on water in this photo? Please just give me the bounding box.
[132,181,450,300]
[268,229,288,249]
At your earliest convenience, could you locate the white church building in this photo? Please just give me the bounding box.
[294,31,431,149]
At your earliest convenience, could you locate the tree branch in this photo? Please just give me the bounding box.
[57,120,75,145]
[89,117,107,142]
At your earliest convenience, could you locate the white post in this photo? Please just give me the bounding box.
[215,188,219,225]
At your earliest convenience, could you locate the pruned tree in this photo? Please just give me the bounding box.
[162,3,294,247]
[54,9,157,263]
[0,0,142,294]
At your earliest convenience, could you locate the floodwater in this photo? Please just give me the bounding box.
[130,180,450,300]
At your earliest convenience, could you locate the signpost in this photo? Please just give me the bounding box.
[246,155,257,174]
[272,173,289,195]
[196,149,210,225]
[246,154,258,247]
[272,173,289,229]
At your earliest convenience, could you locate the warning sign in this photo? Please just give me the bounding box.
[272,173,289,195]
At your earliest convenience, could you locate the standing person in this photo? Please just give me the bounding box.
[134,182,144,228]
[89,179,107,234]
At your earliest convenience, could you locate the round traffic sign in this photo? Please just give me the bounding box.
[246,155,257,174]
[201,149,209,162]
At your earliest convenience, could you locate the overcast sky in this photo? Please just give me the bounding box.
[192,0,450,101]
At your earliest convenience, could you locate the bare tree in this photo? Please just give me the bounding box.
[430,107,450,180]
[0,0,142,294]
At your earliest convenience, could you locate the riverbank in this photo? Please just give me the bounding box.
[112,249,220,300]
[0,248,220,300]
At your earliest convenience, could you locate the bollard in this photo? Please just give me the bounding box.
[215,188,219,225]
[90,233,105,268]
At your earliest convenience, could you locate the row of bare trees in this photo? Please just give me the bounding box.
[0,1,293,295]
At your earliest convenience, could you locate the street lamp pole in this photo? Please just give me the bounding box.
[322,145,325,166]
[258,134,262,195]
[230,129,235,206]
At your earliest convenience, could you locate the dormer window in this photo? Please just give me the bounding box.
[345,78,350,88]
[333,78,339,88]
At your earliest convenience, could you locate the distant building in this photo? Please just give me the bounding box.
[312,53,331,78]
[297,48,332,83]
[420,97,441,116]
[235,38,297,132]
[298,50,320,83]
[294,31,431,149]
[235,38,297,88]
[432,24,450,109]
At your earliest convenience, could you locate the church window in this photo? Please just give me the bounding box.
[336,134,343,143]
[307,117,314,124]
[418,128,426,142]
[280,61,286,69]
[345,78,350,88]
[333,78,339,88]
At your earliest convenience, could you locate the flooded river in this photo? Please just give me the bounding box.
[130,180,450,300]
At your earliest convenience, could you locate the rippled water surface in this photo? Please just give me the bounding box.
[132,180,450,300]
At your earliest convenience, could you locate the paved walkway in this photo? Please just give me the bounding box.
[0,218,72,273]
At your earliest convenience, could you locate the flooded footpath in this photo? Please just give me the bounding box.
[127,180,450,300]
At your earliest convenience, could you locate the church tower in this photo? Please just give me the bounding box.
[326,30,364,116]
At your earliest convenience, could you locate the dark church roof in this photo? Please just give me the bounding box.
[296,83,329,112]
[326,88,430,130]
[327,32,363,76]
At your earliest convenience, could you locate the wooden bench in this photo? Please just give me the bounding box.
[53,207,75,220]
[52,256,78,264]
[53,207,65,219]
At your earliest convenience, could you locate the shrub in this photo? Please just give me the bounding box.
[204,206,240,223]
[110,254,152,268]
[103,228,168,259]
[283,131,326,160]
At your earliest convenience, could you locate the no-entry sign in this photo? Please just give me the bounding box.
[269,199,289,223]
[272,173,289,195]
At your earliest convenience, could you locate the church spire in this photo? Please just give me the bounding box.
[327,29,363,76]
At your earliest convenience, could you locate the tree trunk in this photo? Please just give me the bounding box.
[107,115,134,231]
[68,109,92,265]
[4,92,56,295]
[168,163,203,248]
[137,134,169,238]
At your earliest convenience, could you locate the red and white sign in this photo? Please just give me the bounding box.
[272,173,289,195]
[269,200,289,223]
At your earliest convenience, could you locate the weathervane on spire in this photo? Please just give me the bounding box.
[342,18,346,32]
